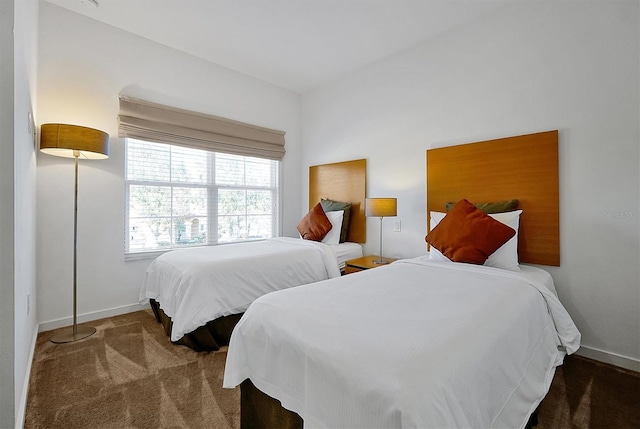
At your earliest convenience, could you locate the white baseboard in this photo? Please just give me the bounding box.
[575,345,640,372]
[38,302,149,333]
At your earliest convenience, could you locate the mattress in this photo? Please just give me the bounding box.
[140,237,341,341]
[223,257,581,428]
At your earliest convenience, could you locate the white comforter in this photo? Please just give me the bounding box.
[223,257,581,429]
[140,237,341,341]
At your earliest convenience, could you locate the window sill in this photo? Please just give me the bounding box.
[124,249,172,261]
[124,240,270,261]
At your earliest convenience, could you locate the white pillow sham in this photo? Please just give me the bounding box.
[322,210,344,245]
[429,210,523,271]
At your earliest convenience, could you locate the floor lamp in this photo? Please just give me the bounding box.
[365,197,397,264]
[40,123,110,343]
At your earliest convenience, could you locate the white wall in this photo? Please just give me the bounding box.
[301,2,639,370]
[0,2,15,426]
[37,3,301,328]
[14,0,39,424]
[1,0,39,427]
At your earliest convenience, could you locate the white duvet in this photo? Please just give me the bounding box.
[223,256,581,429]
[139,237,341,341]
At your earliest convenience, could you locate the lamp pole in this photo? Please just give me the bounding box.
[374,216,387,264]
[50,151,96,343]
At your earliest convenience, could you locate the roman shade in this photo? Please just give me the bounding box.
[118,96,286,160]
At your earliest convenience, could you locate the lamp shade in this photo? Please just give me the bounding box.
[366,198,397,217]
[40,123,110,160]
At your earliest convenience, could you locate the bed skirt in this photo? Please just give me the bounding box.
[239,380,541,429]
[240,380,303,429]
[149,299,243,352]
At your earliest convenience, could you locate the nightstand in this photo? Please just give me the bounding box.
[344,255,398,274]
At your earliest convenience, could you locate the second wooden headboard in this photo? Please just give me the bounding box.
[309,159,366,243]
[426,130,559,266]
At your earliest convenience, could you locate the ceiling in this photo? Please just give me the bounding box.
[44,0,504,93]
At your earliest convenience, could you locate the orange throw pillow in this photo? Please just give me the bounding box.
[425,199,516,265]
[297,203,332,241]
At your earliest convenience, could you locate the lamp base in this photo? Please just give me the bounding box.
[50,326,96,344]
[373,259,390,265]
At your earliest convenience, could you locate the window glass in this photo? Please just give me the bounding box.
[125,139,279,254]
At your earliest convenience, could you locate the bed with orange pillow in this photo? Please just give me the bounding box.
[142,159,366,351]
[222,131,581,428]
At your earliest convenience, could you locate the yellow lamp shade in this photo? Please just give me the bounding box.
[40,123,109,160]
[366,198,397,217]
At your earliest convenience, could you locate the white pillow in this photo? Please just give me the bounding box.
[321,210,344,245]
[429,210,523,271]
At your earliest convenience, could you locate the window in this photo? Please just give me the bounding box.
[125,139,279,256]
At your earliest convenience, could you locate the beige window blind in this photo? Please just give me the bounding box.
[118,96,286,161]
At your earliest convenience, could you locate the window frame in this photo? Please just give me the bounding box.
[124,138,281,260]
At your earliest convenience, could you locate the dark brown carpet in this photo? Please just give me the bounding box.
[25,310,639,428]
[537,353,640,428]
[25,310,239,429]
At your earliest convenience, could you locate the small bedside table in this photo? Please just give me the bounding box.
[344,255,398,274]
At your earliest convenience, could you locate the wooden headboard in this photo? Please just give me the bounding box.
[309,159,366,243]
[426,130,559,266]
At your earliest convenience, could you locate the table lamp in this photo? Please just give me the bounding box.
[365,197,397,264]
